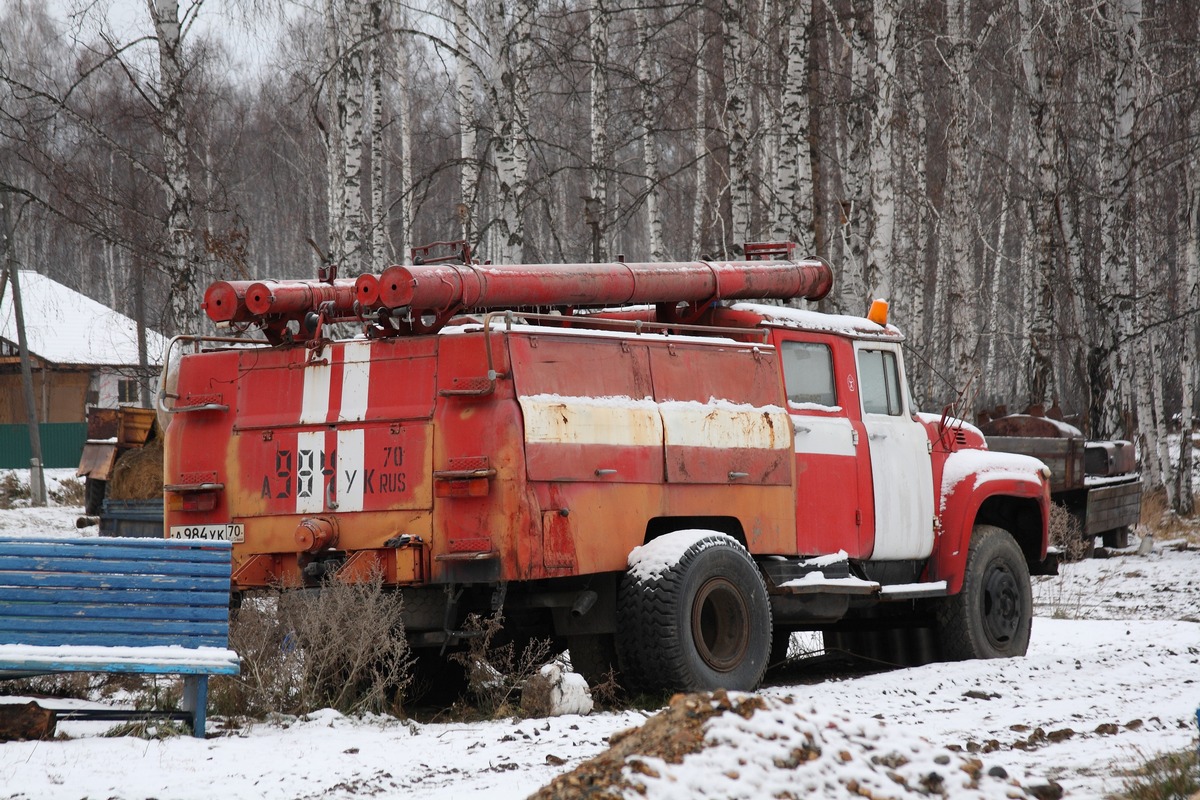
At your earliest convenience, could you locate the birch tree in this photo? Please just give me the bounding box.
[1095,0,1142,438]
[455,0,480,248]
[635,3,666,261]
[484,0,534,264]
[722,0,753,252]
[587,0,611,262]
[770,0,815,254]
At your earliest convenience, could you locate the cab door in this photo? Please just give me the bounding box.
[854,343,934,559]
[777,335,868,557]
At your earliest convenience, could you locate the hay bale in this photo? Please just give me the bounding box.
[109,436,164,500]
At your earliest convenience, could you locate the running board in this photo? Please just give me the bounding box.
[777,575,881,596]
[878,581,948,601]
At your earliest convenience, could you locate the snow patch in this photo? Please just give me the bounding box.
[627,530,734,582]
[731,302,902,339]
[940,449,1047,511]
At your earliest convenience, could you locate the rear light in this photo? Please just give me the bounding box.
[181,491,218,512]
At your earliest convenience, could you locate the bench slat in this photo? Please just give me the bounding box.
[0,587,232,607]
[0,554,231,579]
[0,629,233,648]
[0,614,226,637]
[0,537,232,555]
[0,661,239,676]
[3,600,230,623]
[0,572,232,592]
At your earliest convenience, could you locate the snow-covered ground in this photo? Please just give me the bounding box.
[0,469,1197,799]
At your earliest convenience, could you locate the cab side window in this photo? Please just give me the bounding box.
[858,349,903,415]
[781,341,837,407]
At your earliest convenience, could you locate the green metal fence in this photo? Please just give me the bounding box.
[0,423,88,469]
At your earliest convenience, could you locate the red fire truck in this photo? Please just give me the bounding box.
[160,242,1051,692]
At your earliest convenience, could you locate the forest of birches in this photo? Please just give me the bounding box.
[0,0,1198,512]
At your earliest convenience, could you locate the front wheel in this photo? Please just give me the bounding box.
[936,525,1032,660]
[616,531,771,692]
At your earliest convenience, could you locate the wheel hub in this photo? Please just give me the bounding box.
[691,577,750,672]
[981,561,1020,646]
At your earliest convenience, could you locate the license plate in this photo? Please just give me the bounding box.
[168,523,245,543]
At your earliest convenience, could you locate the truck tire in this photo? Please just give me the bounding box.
[616,532,771,692]
[936,525,1032,660]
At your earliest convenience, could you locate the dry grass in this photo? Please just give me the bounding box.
[1110,746,1199,800]
[49,477,85,506]
[1139,488,1200,544]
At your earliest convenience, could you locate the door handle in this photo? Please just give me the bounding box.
[728,471,750,480]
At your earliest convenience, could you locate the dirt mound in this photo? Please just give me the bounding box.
[532,690,1061,800]
[108,437,164,500]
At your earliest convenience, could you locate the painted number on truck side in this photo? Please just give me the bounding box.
[260,445,406,498]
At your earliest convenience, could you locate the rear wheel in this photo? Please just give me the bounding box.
[616,531,771,692]
[936,525,1032,660]
[84,477,106,516]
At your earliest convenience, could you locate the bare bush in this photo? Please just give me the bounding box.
[0,471,28,509]
[448,612,553,717]
[49,477,84,506]
[212,572,412,718]
[1050,503,1089,563]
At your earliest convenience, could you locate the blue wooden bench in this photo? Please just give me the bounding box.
[0,536,240,738]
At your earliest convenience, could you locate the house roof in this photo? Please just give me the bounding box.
[0,271,169,368]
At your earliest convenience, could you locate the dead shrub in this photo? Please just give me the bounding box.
[1049,503,1089,563]
[0,471,29,508]
[448,612,553,718]
[49,477,85,507]
[211,572,412,719]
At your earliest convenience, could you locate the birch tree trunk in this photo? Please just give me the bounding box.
[722,0,752,251]
[147,0,198,333]
[396,34,413,261]
[587,0,610,262]
[486,0,532,264]
[1018,0,1057,407]
[868,0,897,300]
[323,0,346,267]
[368,0,389,265]
[1179,157,1198,514]
[1095,0,1142,438]
[690,23,710,259]
[941,0,980,391]
[635,4,665,261]
[454,0,479,250]
[770,0,814,253]
[840,0,872,313]
[340,0,367,274]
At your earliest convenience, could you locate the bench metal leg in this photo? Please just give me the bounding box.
[181,675,209,738]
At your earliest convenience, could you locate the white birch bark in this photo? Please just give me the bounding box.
[1149,328,1175,505]
[454,0,479,250]
[1179,165,1198,514]
[368,0,388,265]
[867,0,897,300]
[771,0,814,253]
[941,0,979,389]
[840,0,871,313]
[1096,0,1142,438]
[722,0,752,251]
[341,0,367,274]
[1018,0,1056,406]
[690,23,710,259]
[588,0,610,262]
[323,0,346,266]
[397,33,414,261]
[485,0,532,264]
[984,123,1020,395]
[146,0,198,333]
[635,4,665,261]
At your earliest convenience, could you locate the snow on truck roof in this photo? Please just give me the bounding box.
[730,302,904,339]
